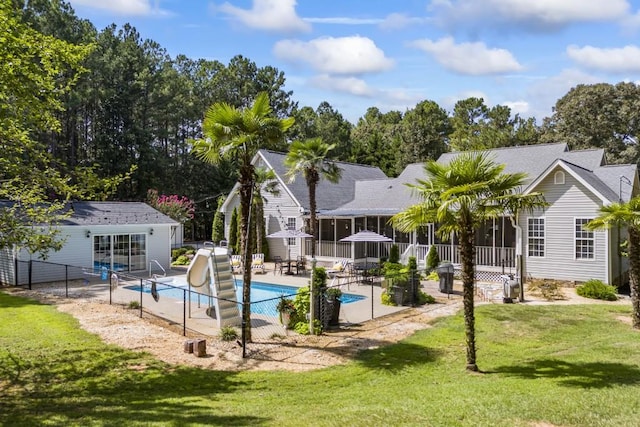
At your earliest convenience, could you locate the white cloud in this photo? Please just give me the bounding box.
[310,75,375,97]
[567,45,640,72]
[503,100,530,115]
[429,0,630,30]
[305,17,382,25]
[527,68,602,119]
[217,0,310,33]
[379,13,428,30]
[273,36,394,75]
[409,37,523,75]
[68,0,163,16]
[621,10,640,31]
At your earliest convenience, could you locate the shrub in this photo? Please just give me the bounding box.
[128,300,140,309]
[172,255,190,266]
[389,244,400,263]
[426,245,440,272]
[417,290,436,305]
[219,325,238,341]
[577,279,618,301]
[381,291,395,306]
[527,279,566,301]
[425,270,439,281]
[171,248,187,260]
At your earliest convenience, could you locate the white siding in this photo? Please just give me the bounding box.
[522,169,610,283]
[224,176,304,261]
[263,185,303,261]
[0,248,15,285]
[14,224,173,284]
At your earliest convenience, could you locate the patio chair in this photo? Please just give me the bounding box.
[230,255,242,274]
[273,256,284,275]
[251,253,266,274]
[293,256,307,276]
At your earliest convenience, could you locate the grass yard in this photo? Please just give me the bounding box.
[1,291,640,426]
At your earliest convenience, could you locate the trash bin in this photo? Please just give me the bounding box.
[501,274,520,303]
[437,262,454,294]
[392,285,405,306]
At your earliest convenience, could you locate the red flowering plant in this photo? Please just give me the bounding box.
[146,189,195,223]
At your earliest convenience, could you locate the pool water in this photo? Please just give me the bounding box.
[124,279,365,314]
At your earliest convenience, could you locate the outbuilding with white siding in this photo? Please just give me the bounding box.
[0,201,179,285]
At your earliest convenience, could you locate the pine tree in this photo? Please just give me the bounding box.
[426,245,440,272]
[211,196,226,244]
[228,207,238,254]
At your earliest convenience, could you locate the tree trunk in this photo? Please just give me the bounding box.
[459,214,478,371]
[308,177,318,258]
[628,227,640,329]
[239,164,254,342]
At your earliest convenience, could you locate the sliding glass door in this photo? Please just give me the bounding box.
[92,233,146,272]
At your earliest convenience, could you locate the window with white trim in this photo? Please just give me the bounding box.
[528,218,545,257]
[554,170,565,184]
[575,218,594,259]
[287,217,296,246]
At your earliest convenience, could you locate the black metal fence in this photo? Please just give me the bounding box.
[0,260,438,359]
[7,259,407,360]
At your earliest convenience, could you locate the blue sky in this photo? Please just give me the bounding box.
[68,0,640,123]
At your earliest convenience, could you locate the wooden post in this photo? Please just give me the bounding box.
[194,339,206,357]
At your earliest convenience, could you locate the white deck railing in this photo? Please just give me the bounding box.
[307,240,515,268]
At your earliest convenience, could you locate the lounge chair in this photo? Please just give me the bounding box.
[326,259,349,277]
[230,255,242,274]
[251,253,266,274]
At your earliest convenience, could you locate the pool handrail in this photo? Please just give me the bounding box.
[149,259,166,278]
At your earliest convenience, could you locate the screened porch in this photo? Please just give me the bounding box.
[303,215,517,270]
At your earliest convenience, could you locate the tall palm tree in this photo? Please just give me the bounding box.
[284,138,342,258]
[191,92,294,342]
[391,152,546,371]
[586,198,640,329]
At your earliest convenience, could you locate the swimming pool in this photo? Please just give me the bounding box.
[125,279,365,307]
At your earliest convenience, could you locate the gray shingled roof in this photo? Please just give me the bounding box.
[321,143,637,216]
[259,149,388,211]
[438,143,573,185]
[592,164,637,203]
[61,202,178,226]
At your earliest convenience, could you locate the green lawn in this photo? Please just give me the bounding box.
[2,291,640,427]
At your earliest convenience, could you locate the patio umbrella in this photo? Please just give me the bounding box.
[340,230,392,319]
[267,229,313,263]
[339,230,393,243]
[340,230,393,264]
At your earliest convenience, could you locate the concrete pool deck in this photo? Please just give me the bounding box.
[103,262,466,340]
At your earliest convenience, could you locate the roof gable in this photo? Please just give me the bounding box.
[258,150,387,211]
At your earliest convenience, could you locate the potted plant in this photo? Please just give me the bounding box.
[325,287,342,327]
[276,296,296,329]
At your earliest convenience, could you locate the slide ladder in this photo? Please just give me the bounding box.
[186,248,241,328]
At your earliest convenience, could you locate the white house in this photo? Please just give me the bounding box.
[221,144,638,285]
[0,201,179,285]
[220,149,387,260]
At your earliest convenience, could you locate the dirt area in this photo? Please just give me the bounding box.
[4,283,629,372]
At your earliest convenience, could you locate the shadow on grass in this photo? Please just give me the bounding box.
[0,346,269,426]
[491,358,640,389]
[355,342,444,372]
[0,289,50,308]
